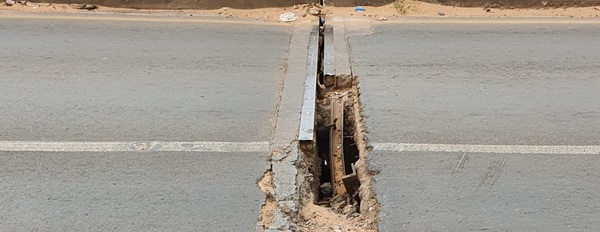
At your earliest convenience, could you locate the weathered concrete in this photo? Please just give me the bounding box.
[329,18,352,76]
[351,20,600,146]
[0,151,266,231]
[0,15,289,143]
[259,23,314,231]
[371,151,600,231]
[0,13,291,231]
[347,18,600,231]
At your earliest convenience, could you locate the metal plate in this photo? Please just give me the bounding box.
[323,25,335,76]
[299,26,320,141]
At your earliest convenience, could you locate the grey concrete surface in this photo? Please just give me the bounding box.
[0,152,264,231]
[0,18,290,142]
[0,15,294,231]
[372,151,600,231]
[351,22,600,145]
[347,20,600,231]
[0,151,265,231]
[263,24,313,231]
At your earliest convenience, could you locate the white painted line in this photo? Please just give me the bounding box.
[0,141,270,153]
[373,143,600,155]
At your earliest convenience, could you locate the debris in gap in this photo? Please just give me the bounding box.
[279,12,298,22]
[342,200,359,216]
[297,75,378,231]
[342,164,360,196]
[329,194,347,213]
[5,0,15,6]
[438,11,446,16]
[319,182,332,198]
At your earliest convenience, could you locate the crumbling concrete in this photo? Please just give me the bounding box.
[257,23,315,231]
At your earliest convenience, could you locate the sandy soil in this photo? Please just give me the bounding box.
[258,170,275,229]
[2,1,600,23]
[299,203,376,232]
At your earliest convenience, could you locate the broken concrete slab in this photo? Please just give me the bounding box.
[257,23,314,231]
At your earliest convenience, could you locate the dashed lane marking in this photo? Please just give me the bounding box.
[373,143,600,154]
[0,141,270,152]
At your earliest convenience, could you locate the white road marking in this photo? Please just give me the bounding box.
[373,143,600,154]
[0,141,270,153]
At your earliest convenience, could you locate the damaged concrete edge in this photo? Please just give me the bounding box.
[258,17,380,232]
[331,17,381,225]
[257,23,315,231]
[350,76,381,224]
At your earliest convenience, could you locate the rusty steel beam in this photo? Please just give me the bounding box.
[330,93,347,196]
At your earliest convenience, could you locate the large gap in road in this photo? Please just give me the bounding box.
[258,15,379,231]
[297,74,379,231]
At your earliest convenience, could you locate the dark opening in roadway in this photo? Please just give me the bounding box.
[297,75,378,231]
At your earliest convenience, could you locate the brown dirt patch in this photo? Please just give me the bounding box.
[259,196,277,228]
[2,2,599,23]
[258,170,274,193]
[300,203,376,232]
[258,170,276,229]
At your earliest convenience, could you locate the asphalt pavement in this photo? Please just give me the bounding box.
[0,15,291,231]
[3,12,600,232]
[347,20,600,231]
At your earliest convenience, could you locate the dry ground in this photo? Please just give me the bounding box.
[2,1,600,23]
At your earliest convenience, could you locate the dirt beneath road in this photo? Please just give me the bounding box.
[2,1,599,22]
[258,170,276,229]
[294,75,379,232]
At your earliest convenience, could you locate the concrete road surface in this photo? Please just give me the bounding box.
[0,14,292,231]
[347,19,600,231]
